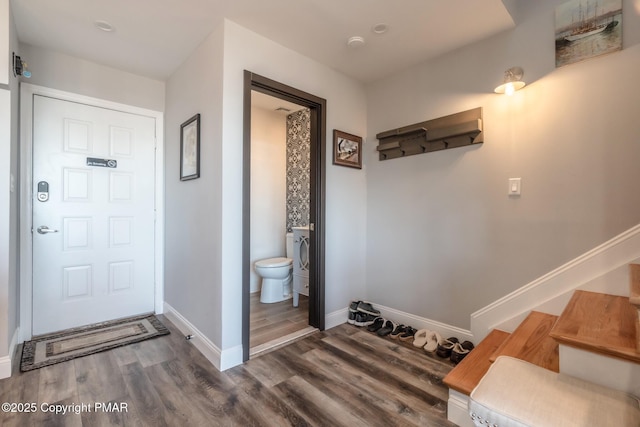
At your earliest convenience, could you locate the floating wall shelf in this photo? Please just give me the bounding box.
[376,107,483,161]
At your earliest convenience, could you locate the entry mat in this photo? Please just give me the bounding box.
[20,314,170,371]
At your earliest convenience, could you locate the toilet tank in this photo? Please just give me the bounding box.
[286,233,294,258]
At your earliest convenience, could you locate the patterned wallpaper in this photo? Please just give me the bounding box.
[286,108,311,231]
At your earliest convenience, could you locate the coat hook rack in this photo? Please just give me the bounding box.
[376,107,483,161]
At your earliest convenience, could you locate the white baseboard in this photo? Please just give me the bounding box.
[325,307,348,330]
[447,389,474,427]
[163,303,242,372]
[374,303,473,343]
[0,327,20,379]
[328,302,472,342]
[471,224,640,340]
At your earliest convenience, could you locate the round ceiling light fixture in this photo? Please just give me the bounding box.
[347,36,365,48]
[372,23,389,35]
[94,20,115,32]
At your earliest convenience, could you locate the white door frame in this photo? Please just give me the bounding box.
[19,84,165,341]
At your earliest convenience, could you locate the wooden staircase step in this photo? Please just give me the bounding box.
[488,311,560,372]
[443,329,509,396]
[549,290,640,364]
[630,264,640,307]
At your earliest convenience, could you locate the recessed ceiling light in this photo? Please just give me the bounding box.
[94,20,114,32]
[347,36,365,48]
[372,23,389,35]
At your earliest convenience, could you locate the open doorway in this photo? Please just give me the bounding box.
[242,71,326,361]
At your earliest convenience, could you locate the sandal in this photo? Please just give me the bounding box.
[366,317,386,333]
[399,327,417,342]
[436,337,459,358]
[389,324,408,339]
[450,341,474,364]
[423,331,442,353]
[413,329,431,348]
[376,320,397,337]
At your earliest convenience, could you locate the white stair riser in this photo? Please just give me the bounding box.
[559,345,640,397]
[447,389,475,427]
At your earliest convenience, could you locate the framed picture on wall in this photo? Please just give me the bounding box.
[554,0,622,68]
[180,113,200,181]
[333,129,362,169]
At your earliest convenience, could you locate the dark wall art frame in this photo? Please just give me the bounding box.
[180,113,201,181]
[333,129,362,169]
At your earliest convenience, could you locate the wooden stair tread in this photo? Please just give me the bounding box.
[549,290,640,364]
[630,264,640,307]
[489,311,560,372]
[443,329,509,396]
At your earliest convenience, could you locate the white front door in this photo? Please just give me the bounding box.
[32,95,156,335]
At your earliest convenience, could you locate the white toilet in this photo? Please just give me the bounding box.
[255,233,294,303]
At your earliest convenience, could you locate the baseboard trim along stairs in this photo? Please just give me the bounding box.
[471,224,640,342]
[444,264,640,426]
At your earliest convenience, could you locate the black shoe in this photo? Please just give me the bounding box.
[436,337,459,358]
[376,320,397,337]
[347,300,361,324]
[398,327,417,342]
[356,302,380,317]
[450,341,474,364]
[354,312,377,327]
[389,324,408,339]
[347,311,357,324]
[366,317,386,332]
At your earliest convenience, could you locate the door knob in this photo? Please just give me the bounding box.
[37,226,59,234]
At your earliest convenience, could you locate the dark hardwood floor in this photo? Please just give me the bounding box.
[0,317,455,426]
[250,293,312,354]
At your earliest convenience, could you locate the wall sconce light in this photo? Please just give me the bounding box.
[494,66,524,95]
[13,52,32,78]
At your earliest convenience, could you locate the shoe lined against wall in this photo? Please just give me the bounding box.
[346,299,475,362]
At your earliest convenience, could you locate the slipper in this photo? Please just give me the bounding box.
[399,327,417,342]
[366,317,386,332]
[450,341,474,364]
[423,331,442,353]
[376,320,397,337]
[436,337,459,358]
[389,324,407,339]
[412,329,432,348]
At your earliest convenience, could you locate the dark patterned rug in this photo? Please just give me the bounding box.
[21,314,169,371]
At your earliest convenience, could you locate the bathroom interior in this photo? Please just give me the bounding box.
[249,90,314,355]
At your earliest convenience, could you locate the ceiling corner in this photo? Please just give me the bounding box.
[500,0,522,26]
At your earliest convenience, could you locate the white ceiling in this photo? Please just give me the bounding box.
[252,91,307,115]
[11,0,515,84]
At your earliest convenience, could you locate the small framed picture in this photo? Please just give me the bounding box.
[333,129,362,169]
[180,114,200,181]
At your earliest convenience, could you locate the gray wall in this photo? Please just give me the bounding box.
[365,0,640,330]
[18,44,165,111]
[164,25,225,346]
[164,20,368,356]
[250,105,287,294]
[0,0,20,362]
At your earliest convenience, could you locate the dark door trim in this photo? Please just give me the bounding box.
[242,71,326,362]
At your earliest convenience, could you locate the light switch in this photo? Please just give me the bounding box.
[508,178,521,196]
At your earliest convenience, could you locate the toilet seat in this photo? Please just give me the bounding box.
[255,257,292,268]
